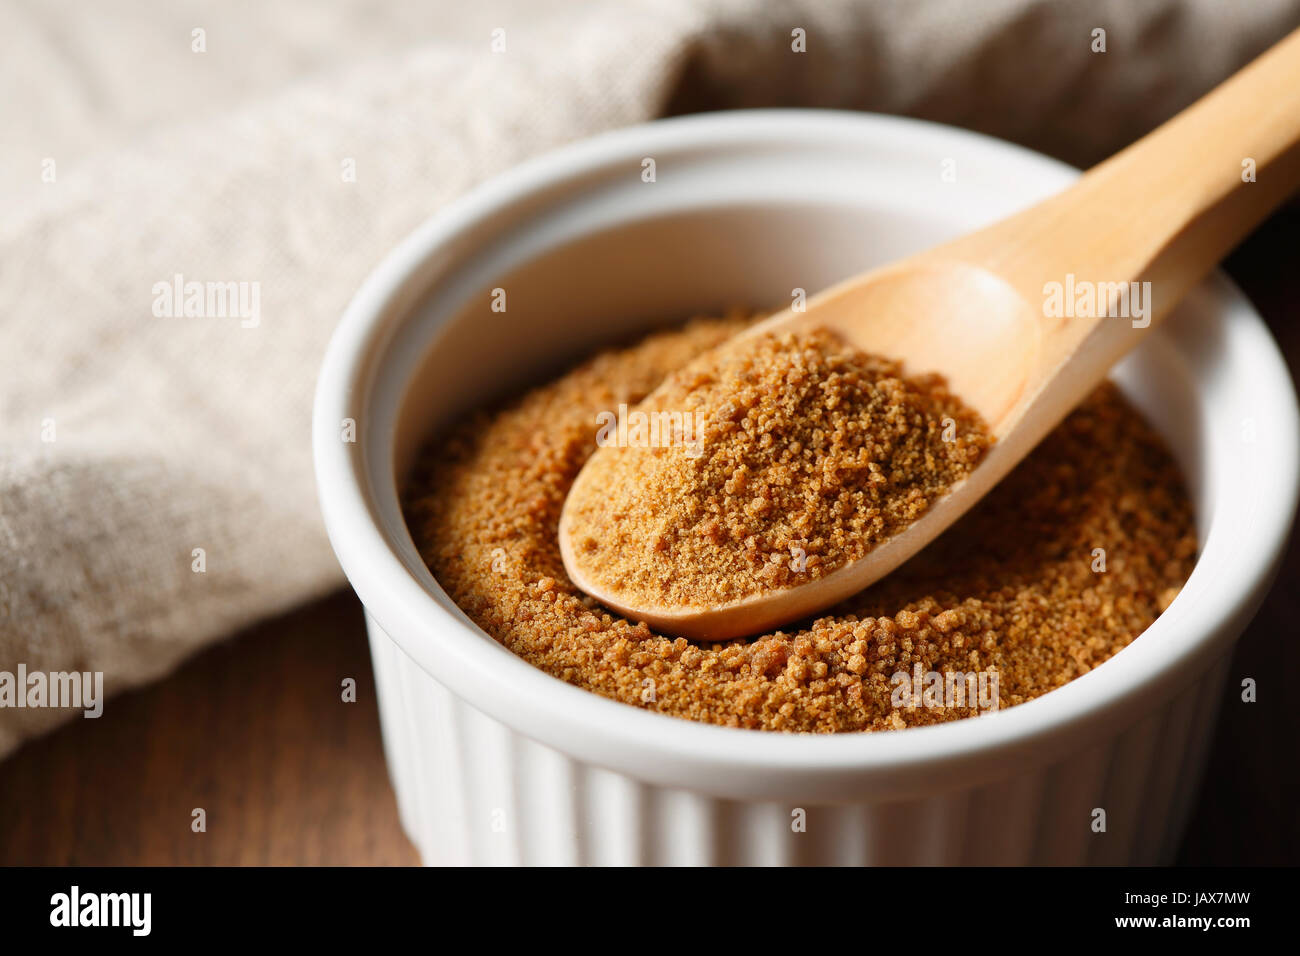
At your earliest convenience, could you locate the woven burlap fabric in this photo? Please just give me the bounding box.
[2,0,1297,757]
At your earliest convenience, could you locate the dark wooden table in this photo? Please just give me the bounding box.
[1,210,1296,867]
[0,592,417,865]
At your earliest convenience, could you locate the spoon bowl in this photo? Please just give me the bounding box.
[559,260,1046,638]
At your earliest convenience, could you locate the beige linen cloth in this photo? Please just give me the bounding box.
[2,0,1298,757]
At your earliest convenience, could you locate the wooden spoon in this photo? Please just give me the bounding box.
[560,27,1300,641]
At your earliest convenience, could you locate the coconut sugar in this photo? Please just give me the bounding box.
[402,315,1196,733]
[563,328,991,607]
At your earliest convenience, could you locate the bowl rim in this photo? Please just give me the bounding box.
[313,109,1299,791]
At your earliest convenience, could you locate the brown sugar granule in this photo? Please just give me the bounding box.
[563,328,991,606]
[402,316,1197,733]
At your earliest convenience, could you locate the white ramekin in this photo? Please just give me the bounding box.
[313,110,1299,866]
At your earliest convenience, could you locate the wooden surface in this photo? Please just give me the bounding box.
[0,593,418,866]
[0,208,1296,867]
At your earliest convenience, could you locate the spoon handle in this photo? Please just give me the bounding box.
[941,26,1300,368]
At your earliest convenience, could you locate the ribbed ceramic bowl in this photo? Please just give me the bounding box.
[313,110,1298,865]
